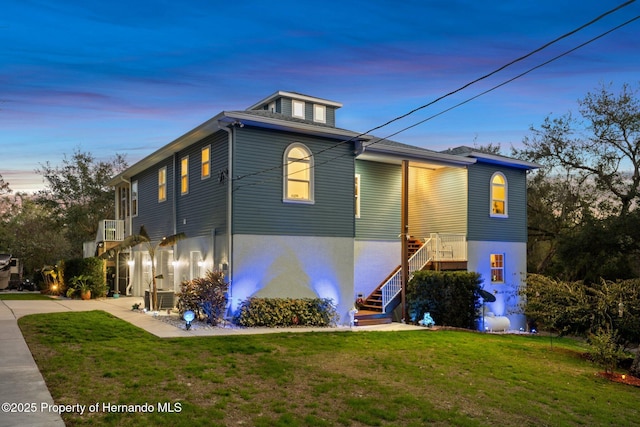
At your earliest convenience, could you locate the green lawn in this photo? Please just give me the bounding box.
[19,311,640,426]
[0,292,52,300]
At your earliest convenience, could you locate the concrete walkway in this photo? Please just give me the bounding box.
[0,294,424,426]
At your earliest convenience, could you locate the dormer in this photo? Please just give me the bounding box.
[246,91,342,127]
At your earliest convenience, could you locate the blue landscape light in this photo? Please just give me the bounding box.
[184,310,195,330]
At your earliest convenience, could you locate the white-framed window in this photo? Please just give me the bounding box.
[131,180,138,217]
[292,100,305,119]
[313,104,326,123]
[158,167,167,202]
[490,172,507,217]
[190,251,203,280]
[355,174,361,218]
[201,145,211,179]
[181,156,189,195]
[490,253,505,283]
[283,143,314,203]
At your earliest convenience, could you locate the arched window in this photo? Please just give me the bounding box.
[283,143,314,203]
[490,172,507,217]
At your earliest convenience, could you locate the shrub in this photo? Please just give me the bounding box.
[521,274,640,343]
[233,297,338,327]
[407,271,482,329]
[63,257,107,298]
[520,274,592,335]
[588,328,626,374]
[176,270,228,326]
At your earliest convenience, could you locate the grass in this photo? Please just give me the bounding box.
[19,311,640,426]
[0,292,53,300]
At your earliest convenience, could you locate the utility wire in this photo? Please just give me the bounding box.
[232,14,640,193]
[232,1,636,184]
[230,0,636,188]
[357,0,637,139]
[364,14,640,149]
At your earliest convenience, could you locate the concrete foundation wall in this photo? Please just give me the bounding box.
[467,240,527,331]
[231,234,355,325]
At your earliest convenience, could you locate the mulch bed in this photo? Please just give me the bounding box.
[597,372,640,387]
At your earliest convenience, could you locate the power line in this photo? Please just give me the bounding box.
[230,0,636,188]
[360,0,637,138]
[232,13,640,193]
[233,1,635,185]
[366,14,640,148]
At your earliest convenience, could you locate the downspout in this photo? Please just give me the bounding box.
[219,121,234,306]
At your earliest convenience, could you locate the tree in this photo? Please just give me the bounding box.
[0,173,14,219]
[102,225,185,311]
[517,82,640,217]
[36,149,128,257]
[3,198,71,276]
[514,83,640,280]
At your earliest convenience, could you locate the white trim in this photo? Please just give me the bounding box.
[246,91,343,110]
[131,180,138,217]
[354,174,361,218]
[313,104,326,123]
[201,145,211,180]
[292,100,305,119]
[490,171,507,217]
[158,167,167,202]
[283,143,314,204]
[180,155,189,195]
[490,253,505,283]
[467,150,541,170]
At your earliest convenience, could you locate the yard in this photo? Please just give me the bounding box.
[18,311,640,426]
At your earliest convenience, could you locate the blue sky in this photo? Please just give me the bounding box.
[2,0,639,193]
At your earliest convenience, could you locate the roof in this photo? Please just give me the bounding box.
[246,91,343,110]
[441,146,540,170]
[356,138,476,168]
[107,109,365,185]
[230,109,342,130]
[107,97,536,186]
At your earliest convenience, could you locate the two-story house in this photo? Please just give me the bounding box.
[95,91,537,329]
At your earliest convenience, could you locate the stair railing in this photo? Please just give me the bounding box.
[379,241,431,312]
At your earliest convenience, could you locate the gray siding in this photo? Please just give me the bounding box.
[132,131,228,242]
[408,166,467,238]
[355,160,401,240]
[132,160,175,241]
[281,98,292,117]
[174,131,228,238]
[467,163,527,242]
[232,126,355,237]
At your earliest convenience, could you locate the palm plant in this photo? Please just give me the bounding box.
[102,225,185,311]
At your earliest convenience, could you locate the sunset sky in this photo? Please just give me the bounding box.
[2,0,639,193]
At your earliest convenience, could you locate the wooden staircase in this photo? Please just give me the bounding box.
[354,237,424,326]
